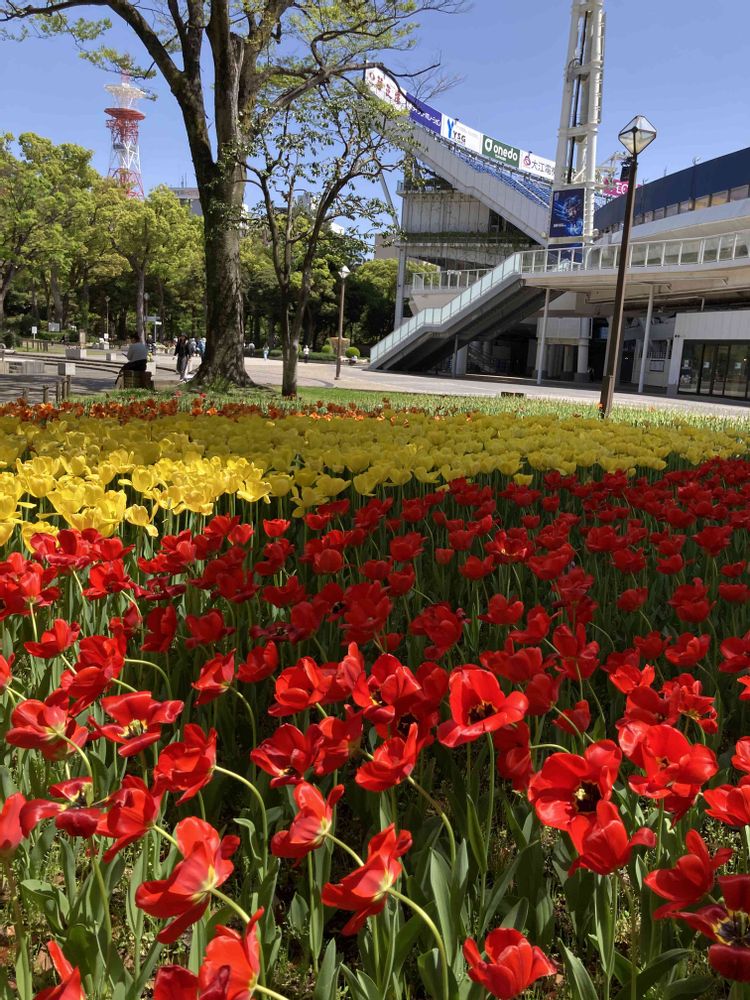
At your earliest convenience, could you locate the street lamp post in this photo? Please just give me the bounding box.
[335,265,350,381]
[105,295,110,341]
[599,115,657,418]
[143,291,149,343]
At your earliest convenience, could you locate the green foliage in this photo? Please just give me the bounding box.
[345,346,360,358]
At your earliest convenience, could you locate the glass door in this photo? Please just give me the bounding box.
[725,343,750,399]
[697,344,716,394]
[711,344,730,396]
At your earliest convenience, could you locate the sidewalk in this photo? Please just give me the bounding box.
[242,357,750,419]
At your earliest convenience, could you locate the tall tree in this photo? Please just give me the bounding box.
[246,83,399,396]
[1,0,462,385]
[101,185,199,340]
[0,133,93,330]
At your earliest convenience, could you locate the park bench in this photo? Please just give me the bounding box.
[117,369,154,390]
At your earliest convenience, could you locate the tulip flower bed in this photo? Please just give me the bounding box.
[3,400,750,999]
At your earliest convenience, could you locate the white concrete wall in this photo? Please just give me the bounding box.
[403,192,492,236]
[668,309,750,393]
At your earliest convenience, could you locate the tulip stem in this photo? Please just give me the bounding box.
[213,765,268,857]
[405,775,457,867]
[227,685,258,749]
[125,657,173,698]
[152,823,180,851]
[210,886,253,925]
[324,831,364,867]
[255,986,294,1000]
[529,742,571,754]
[1,859,27,958]
[620,874,638,1000]
[388,887,449,1000]
[61,735,94,782]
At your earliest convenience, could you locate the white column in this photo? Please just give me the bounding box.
[576,322,590,383]
[637,285,656,393]
[535,288,552,385]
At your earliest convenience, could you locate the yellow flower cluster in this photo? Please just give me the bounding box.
[0,409,747,545]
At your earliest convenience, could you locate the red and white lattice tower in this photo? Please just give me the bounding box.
[104,76,146,198]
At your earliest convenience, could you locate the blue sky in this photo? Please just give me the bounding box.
[1,0,748,192]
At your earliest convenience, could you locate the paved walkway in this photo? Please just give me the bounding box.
[244,358,750,419]
[2,348,749,421]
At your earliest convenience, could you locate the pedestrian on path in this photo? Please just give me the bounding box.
[174,335,191,381]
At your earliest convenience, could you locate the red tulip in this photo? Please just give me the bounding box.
[568,800,655,876]
[135,817,239,943]
[463,927,556,999]
[271,782,344,859]
[5,693,88,762]
[0,792,26,858]
[142,605,178,653]
[24,619,80,659]
[704,779,750,827]
[153,724,217,803]
[250,723,322,786]
[628,724,717,820]
[0,652,13,691]
[192,651,236,705]
[527,741,621,832]
[21,778,101,839]
[89,691,183,756]
[96,776,163,862]
[321,824,412,934]
[33,941,84,1000]
[199,909,264,997]
[644,829,732,917]
[355,724,430,792]
[673,875,750,982]
[437,668,528,748]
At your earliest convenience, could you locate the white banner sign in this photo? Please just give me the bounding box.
[441,116,483,155]
[518,149,556,181]
[364,67,408,112]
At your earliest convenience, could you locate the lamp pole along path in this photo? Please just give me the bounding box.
[599,115,657,418]
[335,265,350,381]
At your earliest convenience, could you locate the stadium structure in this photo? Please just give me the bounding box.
[368,0,750,403]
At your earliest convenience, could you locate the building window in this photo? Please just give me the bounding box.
[730,185,750,201]
[679,200,693,213]
[666,203,679,217]
[648,340,669,360]
[693,195,710,210]
[653,207,665,221]
[644,211,654,223]
[711,191,729,206]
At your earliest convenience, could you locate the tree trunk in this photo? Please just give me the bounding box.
[0,288,5,333]
[135,267,145,341]
[281,306,299,397]
[31,281,40,327]
[190,166,253,386]
[79,279,90,334]
[50,265,64,326]
[157,279,166,342]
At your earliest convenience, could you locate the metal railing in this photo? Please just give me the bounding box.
[519,231,750,275]
[371,229,750,366]
[407,268,492,293]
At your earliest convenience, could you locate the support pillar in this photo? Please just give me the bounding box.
[535,288,552,384]
[575,322,590,383]
[394,243,407,330]
[637,285,655,393]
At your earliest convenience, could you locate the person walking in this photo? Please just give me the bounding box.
[174,335,191,381]
[303,344,310,363]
